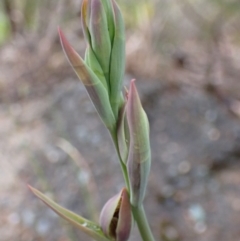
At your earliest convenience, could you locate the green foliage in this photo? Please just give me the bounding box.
[29,186,110,241]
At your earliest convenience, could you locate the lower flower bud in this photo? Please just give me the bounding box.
[99,188,132,241]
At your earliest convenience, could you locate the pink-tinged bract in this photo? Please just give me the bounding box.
[117,101,129,163]
[58,28,116,131]
[126,80,151,207]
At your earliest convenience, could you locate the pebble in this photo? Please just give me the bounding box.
[22,209,35,227]
[188,204,206,223]
[178,161,191,175]
[36,219,51,236]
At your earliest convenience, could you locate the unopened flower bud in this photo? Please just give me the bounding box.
[100,188,132,241]
[126,79,151,207]
[81,0,111,89]
[81,0,125,118]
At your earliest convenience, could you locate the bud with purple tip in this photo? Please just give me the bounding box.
[100,188,132,241]
[126,80,151,207]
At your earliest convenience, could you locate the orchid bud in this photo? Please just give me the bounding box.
[126,80,151,207]
[81,0,126,118]
[89,0,112,80]
[100,188,132,241]
[81,0,111,87]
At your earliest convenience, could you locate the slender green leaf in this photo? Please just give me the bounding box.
[28,186,110,241]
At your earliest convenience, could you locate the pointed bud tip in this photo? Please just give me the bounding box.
[58,27,65,44]
[58,28,67,48]
[127,79,141,112]
[28,185,39,195]
[130,78,137,89]
[130,79,136,85]
[58,28,81,67]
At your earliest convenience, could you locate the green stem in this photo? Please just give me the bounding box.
[110,128,130,190]
[132,205,156,241]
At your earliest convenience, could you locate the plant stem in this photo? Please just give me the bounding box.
[132,205,156,241]
[110,129,130,190]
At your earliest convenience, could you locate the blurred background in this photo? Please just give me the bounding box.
[1,0,240,240]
